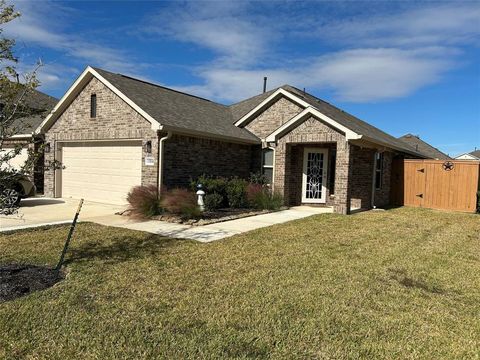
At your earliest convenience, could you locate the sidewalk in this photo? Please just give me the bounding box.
[93,206,333,242]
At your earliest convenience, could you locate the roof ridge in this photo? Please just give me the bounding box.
[93,67,227,108]
[228,86,280,107]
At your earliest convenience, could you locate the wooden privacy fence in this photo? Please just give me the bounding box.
[391,159,480,213]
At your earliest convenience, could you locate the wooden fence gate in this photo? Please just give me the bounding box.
[391,159,480,213]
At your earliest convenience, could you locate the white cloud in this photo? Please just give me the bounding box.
[4,0,143,76]
[308,48,455,102]
[316,3,480,48]
[151,1,478,103]
[5,1,478,103]
[174,47,455,103]
[144,1,273,67]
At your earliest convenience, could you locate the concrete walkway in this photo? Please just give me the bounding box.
[1,198,332,242]
[93,206,333,242]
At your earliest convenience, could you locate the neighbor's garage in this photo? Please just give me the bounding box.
[59,141,142,205]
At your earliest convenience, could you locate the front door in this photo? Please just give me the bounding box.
[302,148,328,203]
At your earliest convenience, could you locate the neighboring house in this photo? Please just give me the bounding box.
[398,134,450,160]
[37,66,423,214]
[2,87,58,193]
[455,149,480,160]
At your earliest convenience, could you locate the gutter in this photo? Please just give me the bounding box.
[157,130,172,195]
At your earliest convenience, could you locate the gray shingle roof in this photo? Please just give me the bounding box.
[398,134,450,159]
[469,149,480,158]
[8,87,58,135]
[94,68,259,143]
[92,67,426,155]
[229,88,277,120]
[229,84,424,156]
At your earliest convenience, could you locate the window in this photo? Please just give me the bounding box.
[262,148,274,185]
[90,94,97,118]
[375,152,384,190]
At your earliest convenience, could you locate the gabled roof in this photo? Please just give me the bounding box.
[38,67,259,144]
[93,68,259,143]
[455,151,480,160]
[231,85,424,156]
[469,149,480,158]
[4,86,58,136]
[398,134,450,159]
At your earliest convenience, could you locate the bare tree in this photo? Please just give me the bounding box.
[0,0,43,211]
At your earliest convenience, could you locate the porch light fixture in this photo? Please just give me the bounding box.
[144,140,152,154]
[44,142,51,153]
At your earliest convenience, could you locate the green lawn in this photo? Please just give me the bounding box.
[1,207,479,359]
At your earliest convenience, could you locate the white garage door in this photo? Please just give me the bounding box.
[61,141,142,205]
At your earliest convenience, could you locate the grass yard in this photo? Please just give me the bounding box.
[0,207,479,359]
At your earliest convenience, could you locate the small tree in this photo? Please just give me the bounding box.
[0,1,46,211]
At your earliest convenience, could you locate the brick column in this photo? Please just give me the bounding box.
[273,141,286,200]
[334,140,352,214]
[43,136,55,198]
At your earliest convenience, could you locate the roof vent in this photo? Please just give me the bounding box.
[263,77,267,93]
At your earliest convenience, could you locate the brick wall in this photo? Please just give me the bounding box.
[271,115,352,214]
[163,134,253,188]
[43,77,158,197]
[374,151,393,207]
[350,146,374,210]
[245,96,303,139]
[349,146,394,209]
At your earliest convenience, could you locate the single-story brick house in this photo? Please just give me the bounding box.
[36,66,423,214]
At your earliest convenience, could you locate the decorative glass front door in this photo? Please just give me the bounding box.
[302,148,328,203]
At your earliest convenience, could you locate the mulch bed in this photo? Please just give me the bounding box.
[0,264,64,303]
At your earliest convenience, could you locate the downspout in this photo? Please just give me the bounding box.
[371,152,377,209]
[157,130,172,196]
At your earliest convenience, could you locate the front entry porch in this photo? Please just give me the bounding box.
[284,143,337,208]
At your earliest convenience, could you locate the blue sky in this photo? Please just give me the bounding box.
[5,0,480,156]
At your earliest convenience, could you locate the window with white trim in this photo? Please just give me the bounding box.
[262,148,274,185]
[375,152,384,190]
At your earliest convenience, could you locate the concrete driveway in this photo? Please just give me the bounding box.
[0,197,126,232]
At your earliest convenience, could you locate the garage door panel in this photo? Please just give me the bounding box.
[61,141,142,205]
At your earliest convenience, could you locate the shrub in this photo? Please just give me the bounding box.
[247,184,284,210]
[226,178,249,208]
[246,183,264,204]
[204,193,223,211]
[191,175,228,207]
[249,172,268,186]
[126,185,162,219]
[160,188,201,219]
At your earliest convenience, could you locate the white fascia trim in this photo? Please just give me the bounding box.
[9,133,33,139]
[36,66,161,134]
[35,66,92,134]
[89,67,161,130]
[266,107,362,143]
[455,152,480,160]
[234,88,311,127]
